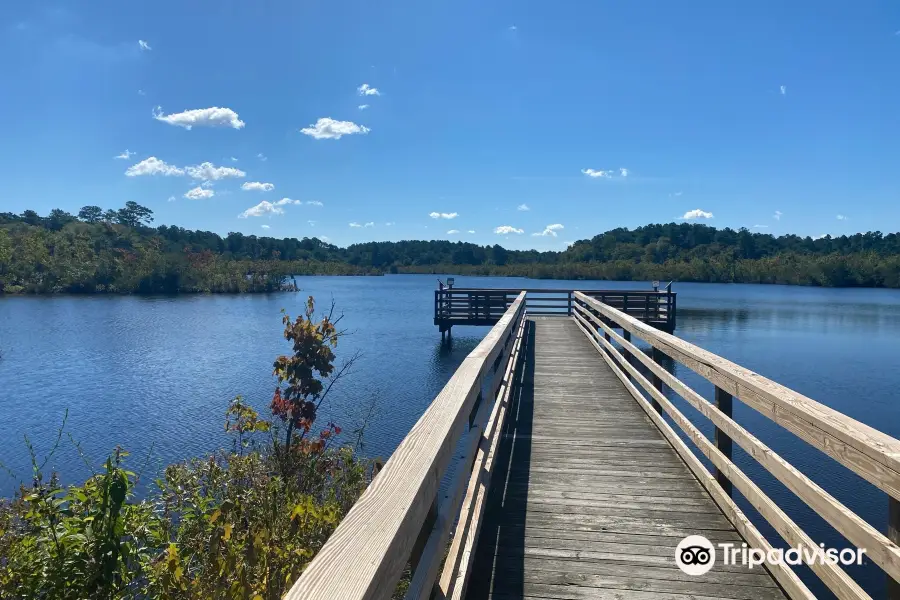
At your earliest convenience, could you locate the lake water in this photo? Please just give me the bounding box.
[2,275,899,597]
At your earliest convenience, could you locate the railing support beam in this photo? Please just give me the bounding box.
[650,346,664,414]
[714,386,733,497]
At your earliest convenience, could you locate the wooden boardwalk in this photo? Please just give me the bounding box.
[466,317,786,600]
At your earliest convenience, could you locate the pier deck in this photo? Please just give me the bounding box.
[467,317,785,600]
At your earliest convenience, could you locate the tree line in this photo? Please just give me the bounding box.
[2,204,900,292]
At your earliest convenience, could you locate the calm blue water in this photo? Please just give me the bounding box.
[1,275,899,597]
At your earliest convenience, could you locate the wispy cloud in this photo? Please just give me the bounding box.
[494,225,524,235]
[241,182,275,192]
[447,229,460,235]
[357,83,380,96]
[836,214,848,220]
[774,210,782,221]
[581,168,611,178]
[364,222,375,227]
[467,230,475,234]
[230,156,239,162]
[681,209,714,220]
[619,168,629,177]
[780,85,787,95]
[517,203,530,211]
[349,222,362,228]
[114,149,135,160]
[812,234,830,241]
[274,198,300,206]
[185,162,245,181]
[261,224,270,229]
[138,39,151,51]
[125,156,184,177]
[167,196,176,202]
[581,167,631,179]
[532,224,564,237]
[358,104,369,111]
[306,200,323,206]
[385,222,395,226]
[257,153,267,161]
[138,89,146,96]
[753,224,769,229]
[239,201,285,218]
[300,117,370,140]
[184,186,214,200]
[153,106,245,130]
[509,25,517,31]
[429,211,458,219]
[669,191,683,198]
[308,220,317,226]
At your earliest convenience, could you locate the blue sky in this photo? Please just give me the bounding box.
[2,1,899,249]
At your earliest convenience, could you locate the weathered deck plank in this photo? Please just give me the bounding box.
[465,317,785,600]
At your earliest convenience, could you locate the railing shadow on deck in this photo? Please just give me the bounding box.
[466,319,536,600]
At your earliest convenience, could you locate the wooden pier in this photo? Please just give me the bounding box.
[290,290,900,600]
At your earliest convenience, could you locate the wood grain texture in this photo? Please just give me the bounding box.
[286,293,525,600]
[575,310,868,600]
[466,317,789,600]
[576,301,898,594]
[574,291,900,500]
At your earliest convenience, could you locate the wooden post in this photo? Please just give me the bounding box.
[650,346,663,414]
[567,292,573,316]
[889,497,900,598]
[622,330,632,365]
[714,386,733,496]
[409,496,438,577]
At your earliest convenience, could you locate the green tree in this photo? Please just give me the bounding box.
[116,201,154,227]
[78,205,103,223]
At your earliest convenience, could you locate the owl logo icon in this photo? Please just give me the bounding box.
[676,535,715,575]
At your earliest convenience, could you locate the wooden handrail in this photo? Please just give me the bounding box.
[288,292,527,600]
[572,291,900,598]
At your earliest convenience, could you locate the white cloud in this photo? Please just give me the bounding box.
[261,224,270,229]
[682,209,714,220]
[274,198,300,206]
[532,223,564,237]
[429,211,458,219]
[239,201,284,218]
[125,156,184,177]
[358,104,369,110]
[167,196,176,202]
[357,83,380,96]
[672,191,683,197]
[774,210,783,221]
[581,168,611,178]
[812,234,829,241]
[138,39,151,51]
[494,225,524,235]
[257,153,267,161]
[114,149,135,160]
[780,85,787,95]
[364,222,375,227]
[308,220,317,226]
[619,168,629,177]
[837,214,848,220]
[185,162,246,181]
[184,186,215,200]
[385,221,395,226]
[241,181,275,192]
[447,229,460,235]
[467,230,475,234]
[200,180,215,189]
[517,203,530,211]
[306,200,323,206]
[137,89,146,96]
[753,224,769,229]
[230,156,239,162]
[349,222,362,228]
[300,117,370,140]
[153,106,245,130]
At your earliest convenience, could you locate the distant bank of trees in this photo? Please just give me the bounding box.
[2,205,900,293]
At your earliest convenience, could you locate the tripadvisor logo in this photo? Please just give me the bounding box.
[675,535,866,575]
[676,535,715,575]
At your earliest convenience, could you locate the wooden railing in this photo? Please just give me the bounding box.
[434,288,675,331]
[288,292,528,600]
[572,291,900,600]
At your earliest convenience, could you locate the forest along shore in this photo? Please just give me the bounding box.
[3,204,899,294]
